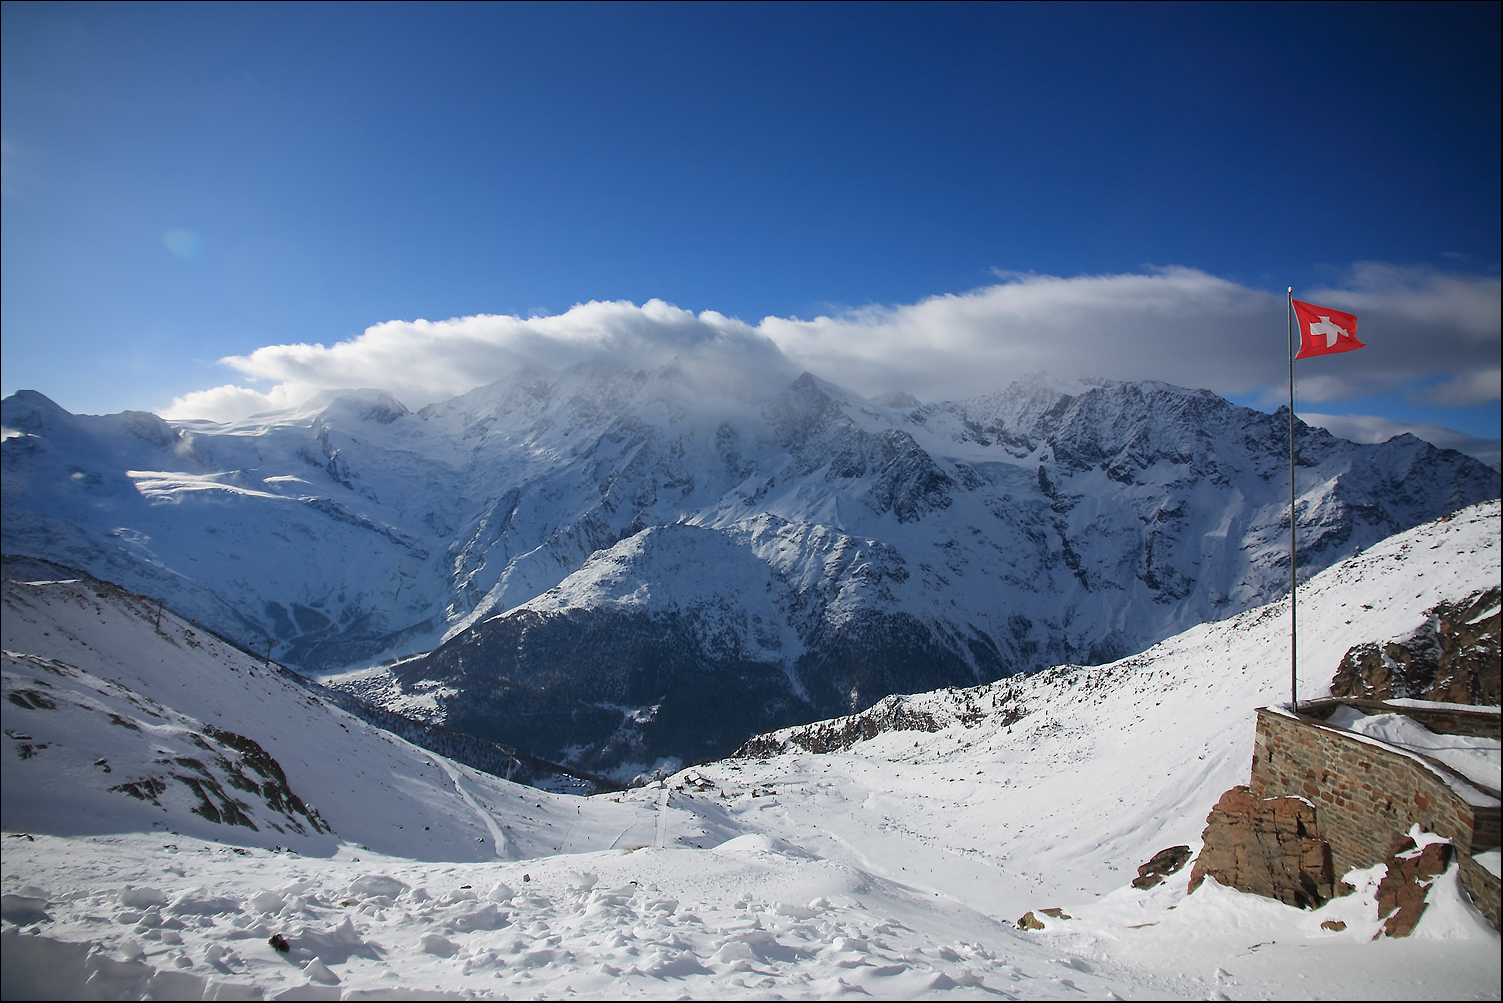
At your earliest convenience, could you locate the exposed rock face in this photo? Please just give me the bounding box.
[1376,834,1454,937]
[1330,587,1501,705]
[1132,845,1192,890]
[1188,786,1336,908]
[732,674,1032,759]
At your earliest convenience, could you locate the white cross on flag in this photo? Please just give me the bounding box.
[1292,300,1364,359]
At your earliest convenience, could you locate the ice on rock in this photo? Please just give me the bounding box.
[772,900,821,920]
[249,890,286,914]
[272,986,340,1001]
[714,929,798,964]
[636,948,712,978]
[515,947,557,968]
[443,902,508,932]
[710,939,759,965]
[711,833,780,856]
[590,885,637,907]
[565,870,598,891]
[169,889,242,916]
[0,893,51,925]
[283,916,380,966]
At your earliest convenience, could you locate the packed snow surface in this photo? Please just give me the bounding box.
[3,502,1500,999]
[1326,705,1501,794]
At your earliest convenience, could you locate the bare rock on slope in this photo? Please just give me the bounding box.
[1188,786,1337,909]
[1376,834,1454,937]
[1131,845,1192,890]
[1331,587,1501,705]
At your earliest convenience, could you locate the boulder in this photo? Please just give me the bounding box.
[1188,786,1336,908]
[1131,845,1192,890]
[1376,834,1453,937]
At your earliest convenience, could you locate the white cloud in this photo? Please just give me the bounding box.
[1301,412,1501,469]
[1413,368,1502,407]
[1300,264,1502,406]
[163,300,787,421]
[162,383,311,423]
[759,267,1282,402]
[161,265,1500,423]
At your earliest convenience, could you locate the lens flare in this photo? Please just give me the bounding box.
[162,228,204,259]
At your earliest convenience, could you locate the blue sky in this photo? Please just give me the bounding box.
[2,3,1498,456]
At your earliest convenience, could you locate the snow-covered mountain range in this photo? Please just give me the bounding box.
[4,501,1497,1000]
[3,366,1498,773]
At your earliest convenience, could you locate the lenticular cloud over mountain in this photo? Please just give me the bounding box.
[162,266,1500,424]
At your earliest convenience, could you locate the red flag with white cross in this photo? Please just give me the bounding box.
[1292,300,1364,359]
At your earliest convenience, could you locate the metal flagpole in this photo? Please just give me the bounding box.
[1288,287,1297,712]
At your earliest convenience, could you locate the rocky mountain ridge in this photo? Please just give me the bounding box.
[3,367,1498,774]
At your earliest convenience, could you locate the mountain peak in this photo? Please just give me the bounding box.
[3,371,1497,773]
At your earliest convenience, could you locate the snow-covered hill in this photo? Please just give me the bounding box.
[2,504,1498,999]
[4,368,1498,773]
[0,567,656,863]
[728,500,1500,898]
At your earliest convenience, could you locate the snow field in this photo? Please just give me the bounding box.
[2,828,1143,1000]
[3,501,1500,998]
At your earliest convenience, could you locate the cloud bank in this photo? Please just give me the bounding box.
[164,265,1499,428]
[1301,412,1501,469]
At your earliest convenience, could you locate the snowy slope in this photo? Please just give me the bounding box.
[1,570,658,863]
[4,368,1498,774]
[728,499,1501,904]
[2,504,1498,999]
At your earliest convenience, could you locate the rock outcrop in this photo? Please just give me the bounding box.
[1131,845,1192,890]
[1376,834,1454,937]
[1187,786,1337,909]
[1330,587,1501,705]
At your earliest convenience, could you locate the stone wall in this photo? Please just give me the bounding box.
[1250,708,1493,871]
[1249,705,1500,928]
[1460,855,1501,930]
[1302,696,1501,741]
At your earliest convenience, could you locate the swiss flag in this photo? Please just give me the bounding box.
[1293,300,1364,359]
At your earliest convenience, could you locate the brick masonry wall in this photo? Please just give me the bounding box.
[1300,697,1502,742]
[1460,855,1502,930]
[1250,707,1501,929]
[1250,708,1487,873]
